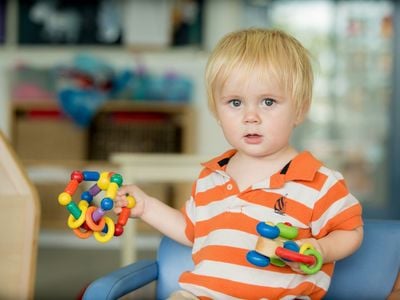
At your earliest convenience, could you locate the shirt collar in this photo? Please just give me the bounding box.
[202,149,322,188]
[202,149,237,172]
[269,151,322,188]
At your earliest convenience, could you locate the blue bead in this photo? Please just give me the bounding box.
[101,197,114,211]
[284,240,300,252]
[81,191,93,202]
[83,171,100,181]
[246,250,270,267]
[256,222,280,239]
[282,241,300,262]
[102,223,108,233]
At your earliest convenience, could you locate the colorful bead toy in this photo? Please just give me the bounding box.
[58,170,135,243]
[246,221,323,275]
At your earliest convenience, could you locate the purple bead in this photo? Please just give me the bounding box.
[89,184,101,196]
[92,208,105,223]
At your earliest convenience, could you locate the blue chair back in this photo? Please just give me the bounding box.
[156,237,194,300]
[155,220,400,299]
[325,219,400,299]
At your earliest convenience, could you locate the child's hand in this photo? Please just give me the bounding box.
[284,261,304,274]
[114,184,148,218]
[285,238,323,274]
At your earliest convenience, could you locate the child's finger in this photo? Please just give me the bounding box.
[117,185,129,196]
[114,206,123,214]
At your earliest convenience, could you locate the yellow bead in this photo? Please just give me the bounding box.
[58,192,72,206]
[106,182,119,199]
[78,200,89,209]
[300,243,315,254]
[97,172,110,190]
[126,195,136,209]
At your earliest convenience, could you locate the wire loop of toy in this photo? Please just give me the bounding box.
[58,170,135,243]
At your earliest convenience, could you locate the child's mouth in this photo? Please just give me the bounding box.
[244,134,263,144]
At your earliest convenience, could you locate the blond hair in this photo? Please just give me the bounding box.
[205,28,314,121]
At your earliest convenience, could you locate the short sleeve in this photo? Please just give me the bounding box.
[311,170,363,238]
[181,196,196,243]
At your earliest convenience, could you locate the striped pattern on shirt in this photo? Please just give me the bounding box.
[179,149,363,300]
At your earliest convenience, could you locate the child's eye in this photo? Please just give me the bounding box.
[229,99,242,107]
[262,98,275,107]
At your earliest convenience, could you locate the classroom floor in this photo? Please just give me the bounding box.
[34,231,159,300]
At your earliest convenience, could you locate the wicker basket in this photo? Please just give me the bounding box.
[88,111,182,160]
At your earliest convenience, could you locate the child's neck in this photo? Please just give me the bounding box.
[226,147,298,191]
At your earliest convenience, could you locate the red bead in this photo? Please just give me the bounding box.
[71,171,84,183]
[81,222,91,231]
[114,224,124,236]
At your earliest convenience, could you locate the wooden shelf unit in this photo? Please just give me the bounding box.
[11,99,195,161]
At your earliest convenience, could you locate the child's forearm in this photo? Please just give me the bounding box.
[141,196,192,246]
[318,226,363,263]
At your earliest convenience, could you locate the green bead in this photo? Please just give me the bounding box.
[67,202,81,219]
[277,222,298,240]
[110,173,123,187]
[270,257,286,267]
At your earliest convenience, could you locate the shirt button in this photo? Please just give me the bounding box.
[227,184,233,190]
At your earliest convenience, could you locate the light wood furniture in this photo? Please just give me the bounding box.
[110,153,209,266]
[11,100,195,162]
[10,100,195,230]
[0,131,40,300]
[9,99,197,271]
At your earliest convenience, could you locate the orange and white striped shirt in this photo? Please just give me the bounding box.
[180,149,363,300]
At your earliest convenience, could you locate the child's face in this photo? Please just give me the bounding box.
[215,69,299,159]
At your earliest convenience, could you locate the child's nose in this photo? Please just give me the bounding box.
[243,108,261,124]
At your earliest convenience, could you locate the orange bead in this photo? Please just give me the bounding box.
[73,227,92,239]
[117,207,131,226]
[65,179,79,195]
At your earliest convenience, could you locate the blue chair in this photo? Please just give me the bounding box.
[83,219,400,300]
